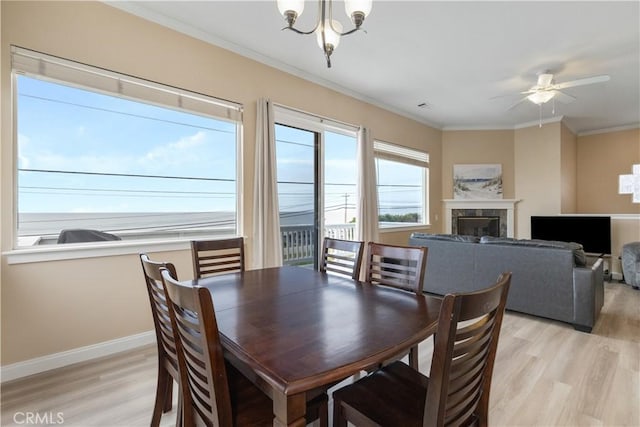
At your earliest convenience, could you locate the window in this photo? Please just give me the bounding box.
[374,141,429,228]
[12,47,242,248]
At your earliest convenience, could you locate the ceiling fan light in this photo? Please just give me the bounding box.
[527,91,555,105]
[537,73,554,87]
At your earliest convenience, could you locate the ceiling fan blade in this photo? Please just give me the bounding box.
[551,90,576,104]
[489,93,518,100]
[507,96,529,110]
[554,75,610,89]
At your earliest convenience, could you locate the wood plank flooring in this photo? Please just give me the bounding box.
[2,281,638,426]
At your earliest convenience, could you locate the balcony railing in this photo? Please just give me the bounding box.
[281,223,355,265]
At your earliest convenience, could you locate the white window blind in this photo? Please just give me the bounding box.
[11,46,242,122]
[274,104,358,136]
[373,140,429,168]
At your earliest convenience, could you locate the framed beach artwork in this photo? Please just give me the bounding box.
[453,164,503,199]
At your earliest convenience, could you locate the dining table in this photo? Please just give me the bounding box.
[190,265,443,427]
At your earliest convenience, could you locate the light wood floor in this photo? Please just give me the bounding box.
[2,281,638,426]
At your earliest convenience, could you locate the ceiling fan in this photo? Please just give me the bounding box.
[506,71,610,110]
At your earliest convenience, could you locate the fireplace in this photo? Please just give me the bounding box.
[457,216,500,237]
[443,199,520,238]
[452,208,507,237]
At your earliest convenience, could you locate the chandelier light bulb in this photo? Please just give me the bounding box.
[316,19,343,50]
[345,0,372,26]
[277,0,304,17]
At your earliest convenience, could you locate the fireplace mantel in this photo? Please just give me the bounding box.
[443,199,521,237]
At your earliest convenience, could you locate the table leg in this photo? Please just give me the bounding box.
[272,391,306,427]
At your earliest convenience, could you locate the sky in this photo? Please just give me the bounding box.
[17,75,237,214]
[17,74,425,232]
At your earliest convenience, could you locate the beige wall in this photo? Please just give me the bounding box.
[576,128,640,274]
[560,122,577,213]
[577,128,640,214]
[514,122,563,238]
[441,130,516,200]
[1,1,441,365]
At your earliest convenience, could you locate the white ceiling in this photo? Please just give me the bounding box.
[111,1,640,134]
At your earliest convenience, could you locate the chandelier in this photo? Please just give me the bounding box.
[276,0,373,68]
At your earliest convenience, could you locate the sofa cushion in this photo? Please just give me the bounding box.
[411,233,480,243]
[479,236,587,266]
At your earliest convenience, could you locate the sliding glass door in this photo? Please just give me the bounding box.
[275,124,319,267]
[275,118,357,268]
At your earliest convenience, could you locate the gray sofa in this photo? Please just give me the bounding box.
[408,233,605,332]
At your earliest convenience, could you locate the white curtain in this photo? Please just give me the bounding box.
[252,98,283,268]
[355,126,379,245]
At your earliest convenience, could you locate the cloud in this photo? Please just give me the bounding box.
[139,131,209,171]
[76,126,87,137]
[277,158,313,166]
[17,134,31,168]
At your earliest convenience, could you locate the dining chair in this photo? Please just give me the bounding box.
[160,268,329,427]
[139,254,182,427]
[364,241,428,294]
[363,242,428,369]
[320,237,364,280]
[332,272,512,427]
[191,237,244,279]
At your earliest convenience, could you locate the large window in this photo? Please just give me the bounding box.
[374,141,429,228]
[12,47,242,248]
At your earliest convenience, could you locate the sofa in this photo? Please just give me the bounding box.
[408,233,605,332]
[622,242,640,289]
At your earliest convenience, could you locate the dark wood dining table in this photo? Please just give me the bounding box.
[191,265,442,427]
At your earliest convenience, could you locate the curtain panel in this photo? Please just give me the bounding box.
[356,126,379,246]
[252,98,283,268]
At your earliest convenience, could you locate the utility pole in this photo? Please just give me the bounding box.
[343,193,349,223]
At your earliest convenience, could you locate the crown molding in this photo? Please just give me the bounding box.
[577,123,640,137]
[442,124,516,131]
[513,115,564,129]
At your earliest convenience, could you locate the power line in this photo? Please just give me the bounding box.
[19,211,228,224]
[21,190,234,199]
[19,93,234,134]
[275,138,314,148]
[19,168,235,182]
[20,185,235,195]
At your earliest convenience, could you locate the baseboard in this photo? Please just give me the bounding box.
[612,272,623,281]
[1,330,156,383]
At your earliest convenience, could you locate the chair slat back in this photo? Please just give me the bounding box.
[320,238,364,280]
[364,242,428,294]
[191,238,244,279]
[425,272,512,427]
[139,254,180,375]
[161,269,234,427]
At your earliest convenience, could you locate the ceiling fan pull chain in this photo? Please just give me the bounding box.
[539,105,542,127]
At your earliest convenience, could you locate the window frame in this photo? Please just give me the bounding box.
[6,46,244,263]
[374,140,430,231]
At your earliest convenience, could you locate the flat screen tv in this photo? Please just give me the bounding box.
[530,216,611,255]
